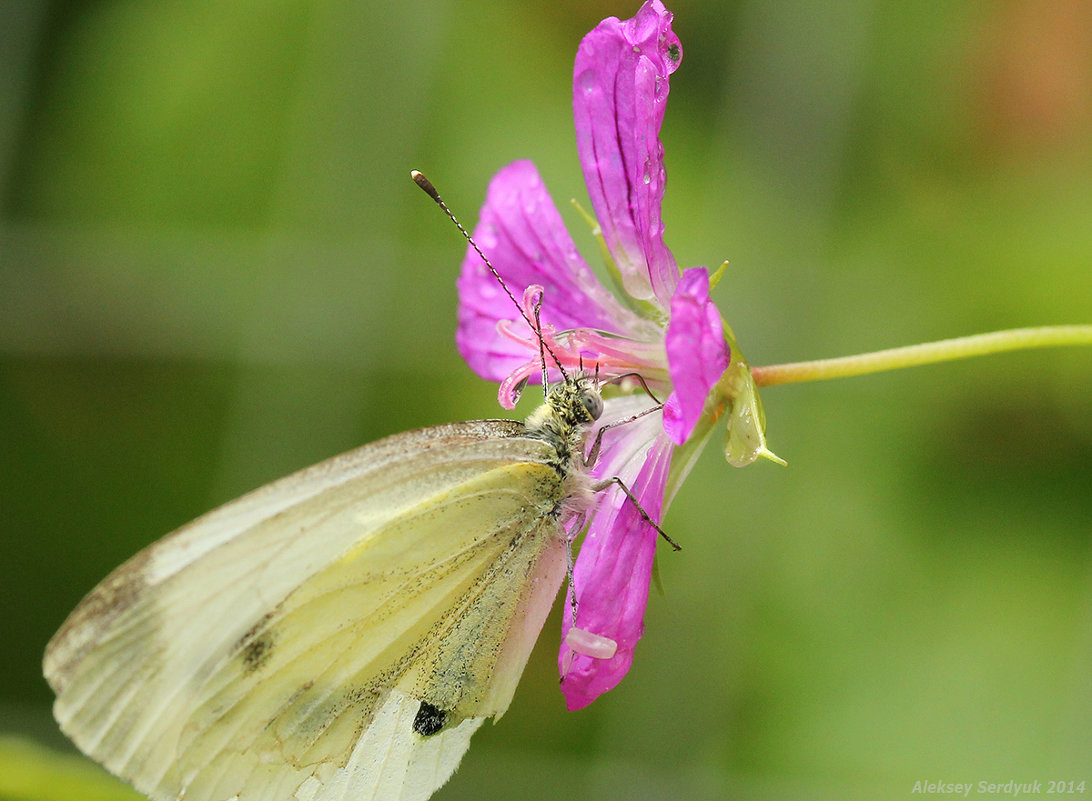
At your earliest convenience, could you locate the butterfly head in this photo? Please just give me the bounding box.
[551,373,603,425]
[523,372,603,463]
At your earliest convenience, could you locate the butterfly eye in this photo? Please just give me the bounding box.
[581,391,604,421]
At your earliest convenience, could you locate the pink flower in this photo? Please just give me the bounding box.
[456,1,730,710]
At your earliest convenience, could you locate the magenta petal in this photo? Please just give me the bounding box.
[662,267,729,445]
[573,0,682,307]
[559,399,671,710]
[456,160,640,382]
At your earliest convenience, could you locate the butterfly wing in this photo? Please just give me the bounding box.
[44,420,571,801]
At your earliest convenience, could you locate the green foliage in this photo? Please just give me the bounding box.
[0,735,140,801]
[2,1,1089,798]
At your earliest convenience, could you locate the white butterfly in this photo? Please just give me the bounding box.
[43,372,611,801]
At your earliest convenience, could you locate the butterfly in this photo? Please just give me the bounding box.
[43,172,665,801]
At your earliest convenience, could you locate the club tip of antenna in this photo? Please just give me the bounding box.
[409,167,568,385]
[410,169,440,200]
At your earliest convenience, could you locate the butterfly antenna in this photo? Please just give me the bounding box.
[530,294,550,389]
[411,171,569,387]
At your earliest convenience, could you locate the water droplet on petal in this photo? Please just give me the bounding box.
[576,69,597,96]
[510,377,528,404]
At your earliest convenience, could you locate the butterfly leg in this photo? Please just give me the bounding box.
[562,512,589,625]
[584,403,665,467]
[602,371,663,404]
[590,475,682,552]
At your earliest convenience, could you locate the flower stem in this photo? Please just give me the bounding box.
[750,325,1092,387]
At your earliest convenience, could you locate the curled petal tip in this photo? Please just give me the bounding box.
[565,627,619,659]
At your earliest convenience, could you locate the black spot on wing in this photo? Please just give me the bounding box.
[235,611,276,672]
[413,701,448,736]
[241,632,274,672]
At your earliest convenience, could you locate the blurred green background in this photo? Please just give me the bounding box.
[2,0,1091,799]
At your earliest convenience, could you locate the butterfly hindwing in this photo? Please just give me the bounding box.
[44,420,571,801]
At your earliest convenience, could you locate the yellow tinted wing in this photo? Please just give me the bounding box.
[44,421,568,801]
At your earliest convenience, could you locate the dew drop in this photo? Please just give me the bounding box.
[510,377,528,404]
[576,69,597,96]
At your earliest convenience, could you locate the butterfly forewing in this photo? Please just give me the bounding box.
[44,420,573,801]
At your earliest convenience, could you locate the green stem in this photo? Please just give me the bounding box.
[751,325,1092,387]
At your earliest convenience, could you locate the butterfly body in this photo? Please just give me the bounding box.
[44,375,603,801]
